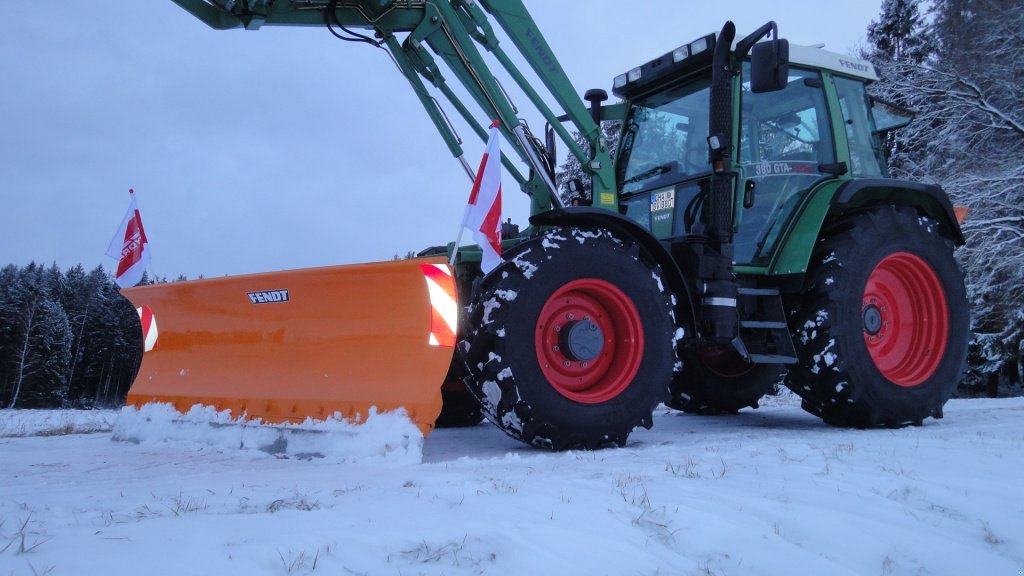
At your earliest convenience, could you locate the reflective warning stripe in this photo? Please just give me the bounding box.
[419,263,458,348]
[137,304,159,352]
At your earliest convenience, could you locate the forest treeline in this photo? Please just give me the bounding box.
[0,263,143,409]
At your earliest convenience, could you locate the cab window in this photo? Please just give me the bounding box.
[833,76,886,177]
[617,78,711,195]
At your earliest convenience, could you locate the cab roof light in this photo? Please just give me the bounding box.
[672,45,690,63]
[689,37,709,55]
[612,33,716,98]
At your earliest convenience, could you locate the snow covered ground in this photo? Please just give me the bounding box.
[2,393,1022,576]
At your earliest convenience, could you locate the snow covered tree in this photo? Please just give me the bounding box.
[0,263,72,408]
[555,121,621,205]
[69,267,142,407]
[866,0,934,64]
[866,0,1024,392]
[0,262,143,408]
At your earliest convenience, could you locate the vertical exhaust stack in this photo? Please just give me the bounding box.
[699,21,741,347]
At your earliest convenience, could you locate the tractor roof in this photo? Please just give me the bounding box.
[788,44,879,82]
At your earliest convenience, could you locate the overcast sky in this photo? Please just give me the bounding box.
[1,1,881,280]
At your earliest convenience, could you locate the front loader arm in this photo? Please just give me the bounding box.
[170,0,617,213]
[170,0,423,30]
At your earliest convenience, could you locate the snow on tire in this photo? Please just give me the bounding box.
[459,228,676,450]
[785,206,969,427]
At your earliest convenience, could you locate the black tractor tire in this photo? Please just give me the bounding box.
[434,388,484,428]
[785,206,968,427]
[668,348,783,414]
[432,259,485,429]
[459,228,677,450]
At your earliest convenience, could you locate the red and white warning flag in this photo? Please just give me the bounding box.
[460,120,503,274]
[105,189,151,288]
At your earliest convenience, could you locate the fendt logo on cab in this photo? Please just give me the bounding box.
[247,289,290,304]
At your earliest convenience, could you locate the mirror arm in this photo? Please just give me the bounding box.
[735,21,778,61]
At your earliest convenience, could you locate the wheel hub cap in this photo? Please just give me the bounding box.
[862,304,883,335]
[560,319,605,362]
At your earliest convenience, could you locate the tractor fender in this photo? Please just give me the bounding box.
[770,178,965,277]
[832,178,965,245]
[529,207,697,330]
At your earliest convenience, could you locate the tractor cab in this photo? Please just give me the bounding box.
[613,36,885,267]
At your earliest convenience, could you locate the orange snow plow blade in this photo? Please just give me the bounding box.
[953,206,970,225]
[120,257,458,437]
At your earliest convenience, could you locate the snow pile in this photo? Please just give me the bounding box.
[0,408,117,437]
[112,403,423,464]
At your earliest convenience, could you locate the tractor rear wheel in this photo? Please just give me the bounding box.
[668,347,782,414]
[460,228,676,450]
[785,206,968,427]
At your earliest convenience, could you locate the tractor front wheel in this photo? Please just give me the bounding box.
[460,228,676,449]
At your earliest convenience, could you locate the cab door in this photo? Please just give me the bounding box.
[734,65,836,265]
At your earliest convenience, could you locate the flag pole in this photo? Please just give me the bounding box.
[131,187,158,282]
[450,155,477,267]
[451,120,501,268]
[129,188,158,283]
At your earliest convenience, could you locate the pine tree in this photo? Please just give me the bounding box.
[866,0,933,64]
[1,263,72,408]
[0,265,21,400]
[20,298,72,408]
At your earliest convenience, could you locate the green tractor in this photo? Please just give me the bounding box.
[142,1,968,451]
[459,21,967,448]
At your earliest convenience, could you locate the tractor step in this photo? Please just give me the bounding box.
[748,353,798,364]
[736,287,780,297]
[737,286,797,364]
[740,320,788,330]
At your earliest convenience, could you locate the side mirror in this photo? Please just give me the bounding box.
[751,39,789,93]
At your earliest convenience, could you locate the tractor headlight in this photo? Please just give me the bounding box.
[689,37,709,55]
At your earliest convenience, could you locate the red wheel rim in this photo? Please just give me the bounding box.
[535,279,644,403]
[697,347,755,379]
[862,252,949,387]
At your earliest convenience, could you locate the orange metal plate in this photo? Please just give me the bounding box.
[953,206,970,225]
[121,257,454,437]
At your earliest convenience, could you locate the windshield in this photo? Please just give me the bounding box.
[617,78,711,194]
